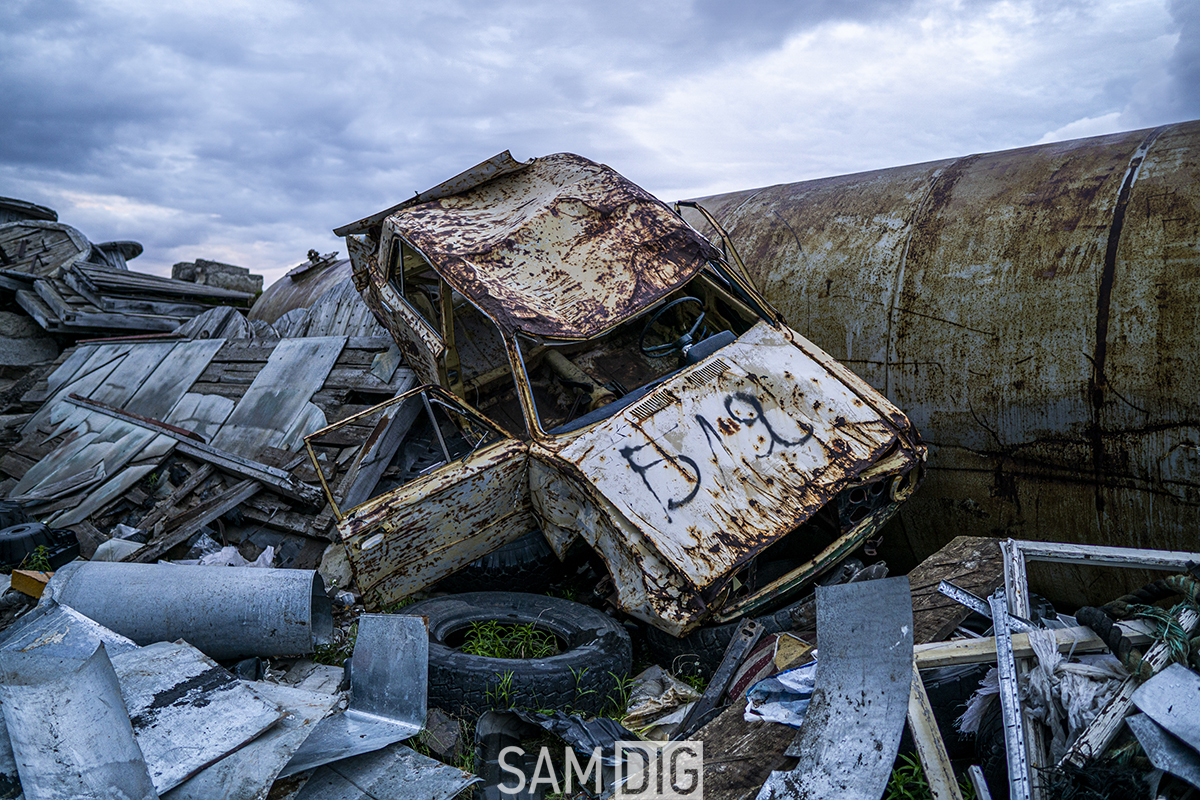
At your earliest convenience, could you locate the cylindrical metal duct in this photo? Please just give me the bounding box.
[46,562,334,659]
[683,120,1200,606]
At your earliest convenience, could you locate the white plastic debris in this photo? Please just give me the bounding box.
[743,659,819,727]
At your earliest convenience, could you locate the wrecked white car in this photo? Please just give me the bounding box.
[309,152,925,635]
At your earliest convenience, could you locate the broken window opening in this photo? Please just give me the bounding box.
[511,275,758,437]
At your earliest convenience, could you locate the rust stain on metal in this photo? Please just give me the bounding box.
[680,119,1200,608]
[381,153,721,339]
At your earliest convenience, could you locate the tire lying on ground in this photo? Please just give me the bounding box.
[436,531,561,594]
[405,592,632,718]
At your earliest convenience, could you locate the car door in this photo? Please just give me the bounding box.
[305,384,534,608]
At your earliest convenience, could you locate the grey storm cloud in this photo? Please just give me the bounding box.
[0,0,1196,284]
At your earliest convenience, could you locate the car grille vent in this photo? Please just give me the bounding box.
[629,390,674,421]
[686,358,730,387]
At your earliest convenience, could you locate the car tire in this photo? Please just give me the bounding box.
[436,531,561,593]
[405,592,632,718]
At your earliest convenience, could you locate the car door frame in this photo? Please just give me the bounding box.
[304,384,534,607]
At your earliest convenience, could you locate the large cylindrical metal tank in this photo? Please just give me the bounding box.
[683,120,1200,605]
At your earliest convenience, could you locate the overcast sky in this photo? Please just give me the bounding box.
[2,0,1197,287]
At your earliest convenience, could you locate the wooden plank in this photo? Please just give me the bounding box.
[345,337,394,350]
[15,288,61,330]
[64,395,323,506]
[70,521,108,559]
[61,268,108,308]
[167,393,236,442]
[81,341,179,412]
[909,536,1004,645]
[101,297,212,317]
[33,277,78,320]
[322,367,405,392]
[50,433,176,526]
[241,504,320,538]
[21,347,91,405]
[125,478,262,563]
[11,570,52,598]
[9,462,105,504]
[912,623,1154,669]
[209,337,345,458]
[125,339,226,421]
[0,452,35,480]
[22,343,135,433]
[72,263,252,300]
[136,463,216,531]
[208,341,279,363]
[907,663,964,800]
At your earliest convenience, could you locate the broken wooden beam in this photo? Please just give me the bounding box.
[912,623,1155,669]
[135,463,216,531]
[124,478,262,563]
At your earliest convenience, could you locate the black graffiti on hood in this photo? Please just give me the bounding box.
[620,391,812,517]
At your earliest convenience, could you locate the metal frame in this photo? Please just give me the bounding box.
[1000,539,1200,789]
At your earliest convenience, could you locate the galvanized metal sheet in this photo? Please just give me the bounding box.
[294,742,478,800]
[163,682,339,800]
[46,562,333,660]
[280,614,427,778]
[110,641,283,794]
[0,598,138,659]
[382,153,721,339]
[556,322,916,591]
[208,336,344,458]
[0,646,157,800]
[1127,713,1200,790]
[1132,662,1200,752]
[683,120,1200,608]
[755,577,913,800]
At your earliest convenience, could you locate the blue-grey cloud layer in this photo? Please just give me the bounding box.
[1,0,1195,285]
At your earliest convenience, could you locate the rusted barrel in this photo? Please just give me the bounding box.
[683,120,1200,606]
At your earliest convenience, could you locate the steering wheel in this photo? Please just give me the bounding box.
[639,297,706,358]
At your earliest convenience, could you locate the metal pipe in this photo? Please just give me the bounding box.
[682,119,1200,607]
[45,562,333,659]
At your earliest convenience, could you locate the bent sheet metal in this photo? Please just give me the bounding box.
[280,614,428,778]
[755,578,913,800]
[0,645,157,800]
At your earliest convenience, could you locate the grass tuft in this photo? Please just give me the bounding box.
[461,621,560,660]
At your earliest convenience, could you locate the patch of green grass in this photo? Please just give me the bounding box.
[18,545,51,573]
[462,621,560,660]
[884,754,976,800]
[313,621,358,666]
[678,671,708,693]
[486,670,516,708]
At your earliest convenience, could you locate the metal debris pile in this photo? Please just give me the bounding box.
[0,143,1199,800]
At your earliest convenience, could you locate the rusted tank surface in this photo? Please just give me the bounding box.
[682,120,1200,607]
[248,251,352,324]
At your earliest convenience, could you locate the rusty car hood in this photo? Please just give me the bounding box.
[548,322,920,592]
